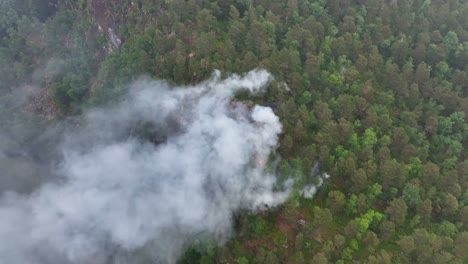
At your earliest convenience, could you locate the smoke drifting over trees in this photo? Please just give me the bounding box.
[0,70,290,263]
[1,0,467,263]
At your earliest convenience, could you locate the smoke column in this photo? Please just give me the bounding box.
[0,69,289,263]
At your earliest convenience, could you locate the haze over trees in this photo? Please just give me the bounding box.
[0,0,467,263]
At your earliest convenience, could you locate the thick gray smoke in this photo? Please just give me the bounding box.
[0,70,289,263]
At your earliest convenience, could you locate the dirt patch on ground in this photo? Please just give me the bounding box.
[24,86,59,120]
[276,220,293,234]
[243,237,266,250]
[239,206,328,263]
[87,0,118,30]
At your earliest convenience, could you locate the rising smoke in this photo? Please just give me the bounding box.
[0,69,291,263]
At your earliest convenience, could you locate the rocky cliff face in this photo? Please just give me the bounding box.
[86,0,128,52]
[24,1,130,117]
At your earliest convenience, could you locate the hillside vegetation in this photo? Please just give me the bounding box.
[1,0,467,263]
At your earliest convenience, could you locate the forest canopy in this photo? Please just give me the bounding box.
[0,0,467,263]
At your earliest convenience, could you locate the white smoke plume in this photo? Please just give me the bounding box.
[0,69,290,263]
[300,161,329,199]
[301,178,323,198]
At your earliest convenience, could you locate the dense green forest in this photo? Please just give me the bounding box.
[1,0,467,263]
